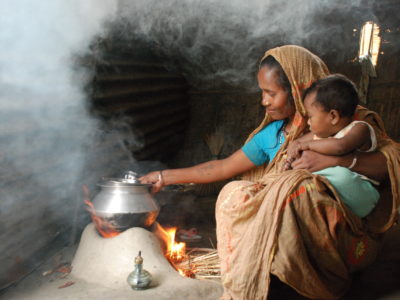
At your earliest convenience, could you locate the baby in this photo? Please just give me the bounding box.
[285,74,379,218]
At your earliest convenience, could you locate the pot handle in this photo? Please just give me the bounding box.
[123,170,140,183]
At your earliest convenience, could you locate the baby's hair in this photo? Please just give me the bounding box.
[303,74,359,117]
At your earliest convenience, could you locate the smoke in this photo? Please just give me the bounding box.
[116,0,373,89]
[1,1,116,91]
[0,0,119,201]
[0,1,120,279]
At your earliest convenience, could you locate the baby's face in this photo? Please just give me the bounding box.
[304,92,335,138]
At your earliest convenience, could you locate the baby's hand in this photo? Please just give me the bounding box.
[283,159,293,171]
[287,140,303,160]
[284,140,306,171]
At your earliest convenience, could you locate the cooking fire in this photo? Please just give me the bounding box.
[6,171,223,299]
[82,172,219,281]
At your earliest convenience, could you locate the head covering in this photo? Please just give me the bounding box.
[249,45,329,141]
[243,45,329,179]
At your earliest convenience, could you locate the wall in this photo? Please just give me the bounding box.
[367,0,400,141]
[88,38,190,163]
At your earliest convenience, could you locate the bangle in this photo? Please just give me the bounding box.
[348,153,357,170]
[158,170,164,184]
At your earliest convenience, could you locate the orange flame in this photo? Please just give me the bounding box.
[155,224,190,276]
[165,227,186,262]
[82,185,120,238]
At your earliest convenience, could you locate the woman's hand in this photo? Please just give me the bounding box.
[140,171,165,194]
[291,150,338,172]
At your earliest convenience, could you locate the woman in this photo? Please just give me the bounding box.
[140,45,400,299]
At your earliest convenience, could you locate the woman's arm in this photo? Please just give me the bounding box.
[140,149,256,193]
[291,150,388,182]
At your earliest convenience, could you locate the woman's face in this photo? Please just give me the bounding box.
[257,66,295,121]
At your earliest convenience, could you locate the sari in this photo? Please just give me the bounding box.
[216,45,400,300]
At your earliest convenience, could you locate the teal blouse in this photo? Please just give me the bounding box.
[241,120,285,166]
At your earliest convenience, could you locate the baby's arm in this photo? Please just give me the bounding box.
[300,123,371,155]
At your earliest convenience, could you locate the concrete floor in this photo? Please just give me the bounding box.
[0,224,222,300]
[2,192,400,300]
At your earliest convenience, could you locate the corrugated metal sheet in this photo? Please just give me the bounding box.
[90,57,190,161]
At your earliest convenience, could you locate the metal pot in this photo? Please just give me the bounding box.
[92,171,159,231]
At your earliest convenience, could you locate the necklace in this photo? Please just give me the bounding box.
[279,124,286,144]
[279,131,284,144]
[279,122,291,144]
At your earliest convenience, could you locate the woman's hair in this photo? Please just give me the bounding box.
[260,56,293,104]
[303,74,359,117]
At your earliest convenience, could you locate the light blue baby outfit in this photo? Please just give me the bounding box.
[313,121,379,218]
[314,166,379,217]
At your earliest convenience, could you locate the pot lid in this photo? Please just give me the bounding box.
[97,171,151,187]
